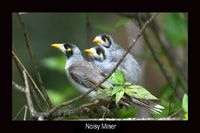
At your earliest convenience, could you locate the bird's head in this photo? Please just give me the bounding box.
[85,46,107,62]
[92,34,113,48]
[51,43,81,59]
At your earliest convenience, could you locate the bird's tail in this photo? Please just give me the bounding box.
[122,96,165,114]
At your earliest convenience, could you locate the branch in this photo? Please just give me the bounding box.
[12,50,49,107]
[33,107,90,120]
[16,13,53,109]
[13,105,26,120]
[12,81,25,93]
[12,80,110,120]
[23,70,36,115]
[12,48,24,82]
[48,13,159,115]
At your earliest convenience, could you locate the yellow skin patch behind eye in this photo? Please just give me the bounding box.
[66,48,72,52]
[99,52,104,59]
[104,38,109,43]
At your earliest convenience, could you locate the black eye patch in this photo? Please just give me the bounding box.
[101,35,111,48]
[96,47,103,55]
[96,47,106,60]
[63,43,74,58]
[64,43,72,49]
[102,35,108,42]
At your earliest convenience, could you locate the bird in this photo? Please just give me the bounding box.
[51,43,113,99]
[85,45,164,114]
[92,34,141,84]
[51,43,164,114]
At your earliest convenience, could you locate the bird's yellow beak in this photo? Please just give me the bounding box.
[93,38,102,45]
[84,49,94,56]
[51,43,62,50]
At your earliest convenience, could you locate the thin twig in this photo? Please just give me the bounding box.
[12,50,48,106]
[23,70,36,115]
[12,81,25,92]
[49,13,159,115]
[13,47,43,112]
[23,105,28,121]
[12,48,24,81]
[168,108,182,118]
[13,105,26,120]
[35,100,109,120]
[16,13,53,109]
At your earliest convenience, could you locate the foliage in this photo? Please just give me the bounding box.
[96,69,161,108]
[154,84,182,118]
[125,85,158,100]
[163,13,188,48]
[182,93,188,120]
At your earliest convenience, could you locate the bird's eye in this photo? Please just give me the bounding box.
[102,36,109,43]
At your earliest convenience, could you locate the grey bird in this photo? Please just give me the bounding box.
[92,34,141,84]
[85,46,164,114]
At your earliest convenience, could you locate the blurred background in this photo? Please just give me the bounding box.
[12,13,188,120]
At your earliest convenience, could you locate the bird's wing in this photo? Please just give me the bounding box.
[69,61,112,89]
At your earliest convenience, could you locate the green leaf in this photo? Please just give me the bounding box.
[182,93,188,113]
[41,56,66,72]
[115,18,130,28]
[111,85,123,96]
[107,75,119,85]
[96,88,112,99]
[113,69,125,83]
[183,113,188,120]
[115,89,124,104]
[124,85,158,100]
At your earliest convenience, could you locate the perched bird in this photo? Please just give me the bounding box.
[85,45,164,114]
[92,34,141,84]
[51,43,164,114]
[51,43,112,98]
